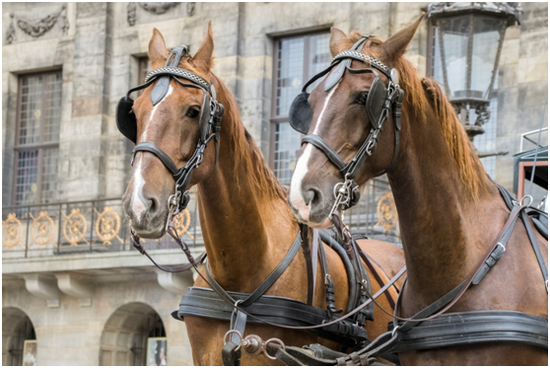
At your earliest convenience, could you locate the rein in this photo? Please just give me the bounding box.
[255,185,548,365]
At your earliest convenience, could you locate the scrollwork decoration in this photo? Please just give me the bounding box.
[375,191,398,234]
[139,2,179,15]
[127,2,137,26]
[6,14,16,44]
[187,2,196,17]
[7,6,69,42]
[94,207,122,245]
[63,208,88,246]
[172,209,193,239]
[2,213,23,249]
[30,211,55,247]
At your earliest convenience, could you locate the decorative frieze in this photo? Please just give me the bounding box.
[5,6,69,44]
[139,2,179,15]
[127,2,195,26]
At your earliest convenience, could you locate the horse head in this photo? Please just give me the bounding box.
[120,24,222,238]
[288,15,424,228]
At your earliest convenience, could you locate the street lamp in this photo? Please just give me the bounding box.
[427,2,521,140]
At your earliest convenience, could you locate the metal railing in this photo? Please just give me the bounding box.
[2,191,202,259]
[3,178,401,259]
[519,127,548,153]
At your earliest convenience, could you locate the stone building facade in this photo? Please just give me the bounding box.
[2,2,547,366]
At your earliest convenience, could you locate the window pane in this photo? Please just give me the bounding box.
[439,16,470,98]
[15,150,39,206]
[276,38,304,117]
[307,34,331,90]
[273,123,302,184]
[41,148,59,203]
[43,73,63,142]
[471,17,503,98]
[19,75,43,145]
[19,72,62,145]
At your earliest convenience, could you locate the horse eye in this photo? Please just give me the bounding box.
[356,92,368,105]
[186,107,200,118]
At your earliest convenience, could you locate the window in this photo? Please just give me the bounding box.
[137,56,151,95]
[13,71,62,205]
[270,32,331,183]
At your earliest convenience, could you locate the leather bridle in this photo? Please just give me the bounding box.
[291,36,404,211]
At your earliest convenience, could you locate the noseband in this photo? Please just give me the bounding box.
[116,45,224,218]
[289,36,404,211]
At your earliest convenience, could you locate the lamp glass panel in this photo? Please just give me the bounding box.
[439,16,470,98]
[471,17,504,99]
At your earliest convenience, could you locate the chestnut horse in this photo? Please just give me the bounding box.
[288,16,548,365]
[121,25,405,365]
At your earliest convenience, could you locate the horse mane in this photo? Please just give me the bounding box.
[210,73,289,201]
[158,51,288,201]
[347,31,490,198]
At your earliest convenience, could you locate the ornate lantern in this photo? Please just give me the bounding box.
[427,2,521,140]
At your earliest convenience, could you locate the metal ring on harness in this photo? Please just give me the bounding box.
[223,329,243,350]
[264,337,286,360]
[520,195,534,207]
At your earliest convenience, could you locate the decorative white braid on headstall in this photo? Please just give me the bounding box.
[332,50,390,73]
[145,67,211,91]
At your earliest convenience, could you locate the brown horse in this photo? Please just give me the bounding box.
[288,16,548,365]
[121,25,405,365]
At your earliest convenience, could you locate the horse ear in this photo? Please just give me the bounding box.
[380,13,424,60]
[192,21,214,73]
[329,27,348,57]
[149,28,168,65]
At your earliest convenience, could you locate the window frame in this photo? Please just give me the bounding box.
[269,30,331,173]
[12,70,62,206]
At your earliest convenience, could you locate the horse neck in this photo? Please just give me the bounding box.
[196,77,298,288]
[387,95,504,306]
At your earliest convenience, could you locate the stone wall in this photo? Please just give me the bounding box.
[2,271,194,366]
[2,2,547,366]
[495,2,548,188]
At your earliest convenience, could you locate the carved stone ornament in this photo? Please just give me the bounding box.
[30,211,55,247]
[187,2,196,17]
[127,2,137,26]
[7,6,69,43]
[139,2,179,15]
[6,14,16,44]
[375,191,398,234]
[2,213,23,249]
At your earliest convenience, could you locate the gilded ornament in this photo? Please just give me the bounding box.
[375,191,398,233]
[30,211,55,246]
[62,208,88,246]
[2,213,23,249]
[94,207,122,245]
[172,209,193,239]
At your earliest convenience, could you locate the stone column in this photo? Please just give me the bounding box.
[60,3,109,201]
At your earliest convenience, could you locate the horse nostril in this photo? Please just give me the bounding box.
[148,196,158,214]
[303,187,323,208]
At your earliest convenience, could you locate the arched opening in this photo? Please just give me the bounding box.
[2,308,36,366]
[100,302,167,366]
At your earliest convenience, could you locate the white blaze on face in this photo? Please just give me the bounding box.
[131,159,147,221]
[140,84,174,142]
[289,81,340,223]
[131,83,174,220]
